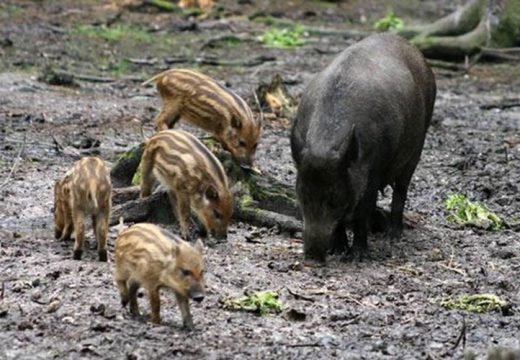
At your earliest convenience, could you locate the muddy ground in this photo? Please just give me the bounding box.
[1,1,519,359]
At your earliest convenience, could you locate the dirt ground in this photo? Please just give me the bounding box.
[1,1,519,359]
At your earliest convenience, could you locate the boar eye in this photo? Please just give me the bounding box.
[180,268,192,277]
[213,210,223,220]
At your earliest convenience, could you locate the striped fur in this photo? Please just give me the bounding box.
[54,156,112,261]
[145,68,261,167]
[140,129,233,239]
[114,223,205,328]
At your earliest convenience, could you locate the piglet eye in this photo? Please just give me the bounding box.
[181,269,192,277]
[213,210,223,220]
[239,140,246,147]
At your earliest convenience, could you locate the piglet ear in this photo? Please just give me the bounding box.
[194,239,204,254]
[204,185,219,201]
[231,116,242,129]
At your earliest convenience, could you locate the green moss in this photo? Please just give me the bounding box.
[259,24,305,49]
[222,290,283,315]
[374,8,405,31]
[436,294,508,314]
[491,0,520,47]
[239,194,254,208]
[131,163,142,186]
[0,4,23,18]
[445,193,502,231]
[149,0,177,11]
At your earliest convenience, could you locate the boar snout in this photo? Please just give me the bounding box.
[189,287,205,303]
[303,223,338,262]
[211,229,227,241]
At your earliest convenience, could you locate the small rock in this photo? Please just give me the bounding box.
[46,299,61,313]
[90,303,106,315]
[13,231,22,239]
[30,290,42,302]
[18,320,34,331]
[31,278,41,287]
[0,304,8,318]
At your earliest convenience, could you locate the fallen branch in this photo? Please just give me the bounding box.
[0,133,26,190]
[479,99,520,110]
[165,55,276,67]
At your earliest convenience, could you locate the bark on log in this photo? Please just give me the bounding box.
[109,141,302,234]
[397,0,520,60]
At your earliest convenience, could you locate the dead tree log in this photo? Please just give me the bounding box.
[397,0,520,60]
[109,142,303,234]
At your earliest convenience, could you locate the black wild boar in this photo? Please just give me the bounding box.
[291,33,436,262]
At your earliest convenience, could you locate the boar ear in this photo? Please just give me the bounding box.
[204,185,219,201]
[194,239,204,254]
[231,115,242,129]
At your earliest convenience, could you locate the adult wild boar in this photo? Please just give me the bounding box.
[291,34,436,262]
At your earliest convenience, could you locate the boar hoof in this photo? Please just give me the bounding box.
[73,249,83,260]
[98,249,108,262]
[388,226,403,239]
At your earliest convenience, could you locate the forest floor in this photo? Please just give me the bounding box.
[0,1,519,359]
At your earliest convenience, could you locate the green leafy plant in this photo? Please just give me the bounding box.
[374,8,405,31]
[259,25,305,49]
[436,294,508,314]
[222,290,283,315]
[445,194,502,230]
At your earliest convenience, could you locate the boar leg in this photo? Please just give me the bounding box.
[351,189,378,258]
[72,211,85,260]
[140,153,155,198]
[330,221,348,254]
[148,287,161,324]
[128,280,140,316]
[169,190,191,240]
[154,100,181,131]
[389,170,414,239]
[95,210,109,262]
[175,293,194,330]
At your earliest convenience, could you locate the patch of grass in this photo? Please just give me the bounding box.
[222,290,283,315]
[0,4,23,18]
[149,0,177,11]
[259,24,305,49]
[108,59,131,76]
[374,8,404,31]
[445,194,503,230]
[436,294,508,314]
[74,24,153,43]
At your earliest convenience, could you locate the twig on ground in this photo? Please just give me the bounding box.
[451,317,466,351]
[438,263,467,276]
[1,282,4,300]
[0,133,26,190]
[286,287,315,302]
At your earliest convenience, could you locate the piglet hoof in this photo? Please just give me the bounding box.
[54,229,62,240]
[98,249,108,262]
[183,320,195,331]
[73,249,83,260]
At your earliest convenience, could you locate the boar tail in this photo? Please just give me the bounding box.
[87,182,98,209]
[141,71,167,86]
